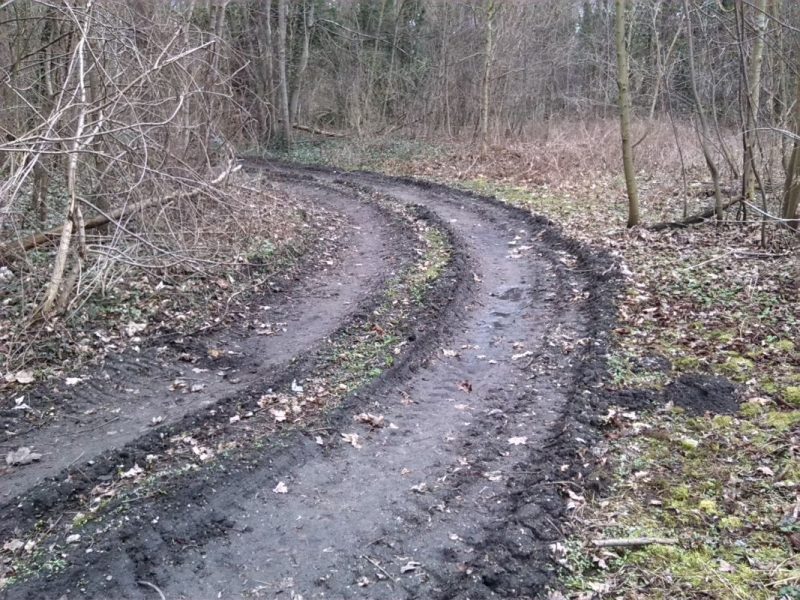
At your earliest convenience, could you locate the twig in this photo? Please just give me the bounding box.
[360,554,396,583]
[137,580,167,600]
[592,537,679,548]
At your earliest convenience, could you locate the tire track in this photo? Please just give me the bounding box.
[1,164,618,600]
[1,180,414,503]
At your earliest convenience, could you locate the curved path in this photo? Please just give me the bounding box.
[1,179,412,501]
[1,164,616,600]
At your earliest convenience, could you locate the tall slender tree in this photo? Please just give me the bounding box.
[615,0,639,227]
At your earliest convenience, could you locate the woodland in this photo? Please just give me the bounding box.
[0,1,798,599]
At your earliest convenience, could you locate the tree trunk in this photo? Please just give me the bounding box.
[739,0,769,205]
[781,76,800,227]
[276,0,292,149]
[289,0,313,123]
[615,0,639,227]
[682,0,724,221]
[480,0,496,152]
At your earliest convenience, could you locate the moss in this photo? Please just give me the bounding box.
[698,498,718,514]
[783,387,800,407]
[671,484,690,502]
[673,356,701,371]
[772,339,795,353]
[765,410,800,431]
[739,402,766,418]
[628,545,761,598]
[710,330,737,344]
[719,516,743,530]
[711,415,734,429]
[719,354,754,380]
[762,381,778,395]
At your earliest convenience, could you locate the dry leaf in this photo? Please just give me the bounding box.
[354,413,385,428]
[508,436,528,446]
[3,539,24,553]
[341,433,362,449]
[273,481,288,494]
[125,322,147,337]
[13,370,34,384]
[6,447,42,466]
[120,463,144,479]
[400,561,422,574]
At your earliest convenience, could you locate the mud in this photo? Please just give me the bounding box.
[611,373,740,416]
[2,162,621,600]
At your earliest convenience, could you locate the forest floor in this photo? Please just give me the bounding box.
[0,135,797,600]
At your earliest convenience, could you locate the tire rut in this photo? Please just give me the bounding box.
[1,180,411,503]
[1,164,618,600]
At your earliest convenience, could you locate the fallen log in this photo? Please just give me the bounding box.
[291,123,346,138]
[0,160,239,263]
[649,197,740,231]
[592,537,679,548]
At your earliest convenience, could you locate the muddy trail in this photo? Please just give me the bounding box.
[0,162,618,599]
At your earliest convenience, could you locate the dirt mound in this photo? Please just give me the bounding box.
[664,373,739,415]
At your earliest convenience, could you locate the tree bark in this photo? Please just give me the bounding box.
[276,0,292,149]
[739,0,768,205]
[480,0,496,152]
[615,0,640,227]
[289,0,313,123]
[682,0,724,221]
[781,76,800,227]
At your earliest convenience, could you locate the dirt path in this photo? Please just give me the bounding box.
[1,180,412,501]
[1,164,617,599]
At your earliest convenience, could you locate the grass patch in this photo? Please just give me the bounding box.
[558,401,799,599]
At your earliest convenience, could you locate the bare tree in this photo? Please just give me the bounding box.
[682,0,724,221]
[615,0,639,227]
[276,0,293,148]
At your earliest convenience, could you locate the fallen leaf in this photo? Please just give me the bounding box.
[273,481,288,494]
[291,379,304,394]
[508,436,528,446]
[120,463,144,479]
[484,471,502,482]
[125,322,147,337]
[354,413,385,428]
[341,433,362,449]
[13,370,34,385]
[6,447,42,466]
[270,408,287,422]
[410,483,428,493]
[3,539,24,553]
[66,534,81,544]
[400,561,422,574]
[442,349,458,357]
[65,377,83,386]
